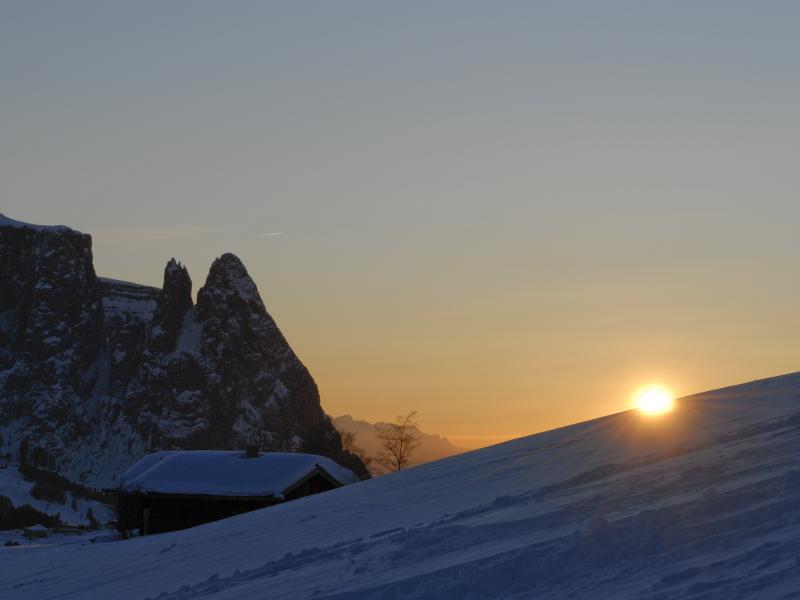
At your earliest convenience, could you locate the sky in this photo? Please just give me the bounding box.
[2,2,799,448]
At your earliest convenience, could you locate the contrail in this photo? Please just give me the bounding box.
[256,232,283,237]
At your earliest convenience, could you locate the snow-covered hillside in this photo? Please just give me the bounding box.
[3,372,800,599]
[0,466,113,526]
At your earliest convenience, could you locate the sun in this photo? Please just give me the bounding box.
[634,385,675,416]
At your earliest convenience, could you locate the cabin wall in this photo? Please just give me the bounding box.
[117,495,278,534]
[117,495,143,532]
[116,470,343,534]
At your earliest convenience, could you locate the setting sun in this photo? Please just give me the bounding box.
[634,385,676,416]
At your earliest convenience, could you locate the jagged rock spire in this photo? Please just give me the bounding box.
[148,258,194,353]
[161,258,193,317]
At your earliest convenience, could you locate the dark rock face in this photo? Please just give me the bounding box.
[0,220,102,449]
[148,259,193,354]
[0,215,368,485]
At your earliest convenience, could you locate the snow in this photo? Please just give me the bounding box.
[99,278,159,321]
[0,466,113,526]
[97,277,152,288]
[0,213,76,234]
[173,309,202,356]
[3,372,800,599]
[111,451,358,498]
[25,525,48,532]
[1,528,116,550]
[0,310,13,333]
[101,295,157,319]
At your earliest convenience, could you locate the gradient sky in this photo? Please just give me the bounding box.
[2,2,799,448]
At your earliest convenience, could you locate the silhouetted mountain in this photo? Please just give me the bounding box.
[0,214,368,487]
[333,414,465,467]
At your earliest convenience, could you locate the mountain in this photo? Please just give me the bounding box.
[333,414,465,467]
[3,371,800,599]
[0,214,368,490]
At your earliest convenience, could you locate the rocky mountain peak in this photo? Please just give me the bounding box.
[0,218,369,486]
[199,253,263,308]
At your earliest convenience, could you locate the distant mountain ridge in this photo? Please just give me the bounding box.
[0,214,367,488]
[333,414,465,467]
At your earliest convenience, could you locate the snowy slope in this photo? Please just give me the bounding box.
[0,467,113,526]
[3,372,800,599]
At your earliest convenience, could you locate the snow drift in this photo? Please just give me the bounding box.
[3,371,800,599]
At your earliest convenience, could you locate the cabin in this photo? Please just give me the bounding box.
[55,525,85,536]
[108,449,357,535]
[23,524,49,540]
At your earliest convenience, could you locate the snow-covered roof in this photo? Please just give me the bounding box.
[97,277,157,289]
[0,213,75,234]
[25,524,49,531]
[112,451,358,498]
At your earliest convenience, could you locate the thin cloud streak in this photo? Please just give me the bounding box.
[256,232,283,237]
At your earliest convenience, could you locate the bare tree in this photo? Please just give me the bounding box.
[340,430,358,454]
[340,430,374,472]
[375,411,421,472]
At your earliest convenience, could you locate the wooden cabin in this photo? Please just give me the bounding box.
[108,449,357,535]
[23,524,49,540]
